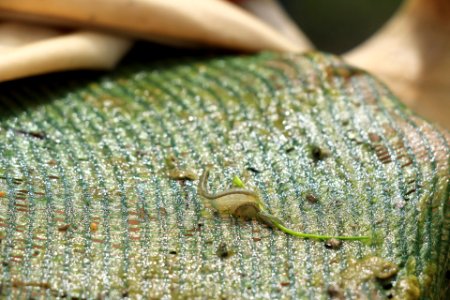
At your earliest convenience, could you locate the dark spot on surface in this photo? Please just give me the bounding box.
[15,129,47,140]
[310,145,329,162]
[282,139,298,154]
[216,242,233,259]
[312,146,321,159]
[325,239,342,250]
[401,159,413,168]
[13,179,23,185]
[252,237,261,242]
[47,160,57,166]
[58,224,70,232]
[246,166,261,174]
[57,291,69,298]
[405,189,416,196]
[327,283,344,299]
[135,150,148,157]
[305,193,318,203]
[169,250,177,255]
[189,223,204,232]
[280,282,290,287]
[285,147,295,154]
[382,282,393,290]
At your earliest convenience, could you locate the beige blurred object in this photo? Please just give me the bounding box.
[345,0,450,129]
[0,22,62,52]
[237,0,313,49]
[0,0,307,52]
[0,0,312,83]
[0,22,132,82]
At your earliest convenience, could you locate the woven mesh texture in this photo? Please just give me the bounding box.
[0,52,448,299]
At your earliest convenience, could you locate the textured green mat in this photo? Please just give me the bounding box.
[0,51,448,299]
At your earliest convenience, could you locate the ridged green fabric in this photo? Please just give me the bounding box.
[0,52,448,299]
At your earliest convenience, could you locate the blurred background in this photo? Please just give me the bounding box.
[280,0,403,53]
[2,0,447,127]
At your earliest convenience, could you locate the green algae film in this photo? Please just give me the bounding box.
[0,52,448,299]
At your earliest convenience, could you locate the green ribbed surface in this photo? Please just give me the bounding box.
[0,52,448,299]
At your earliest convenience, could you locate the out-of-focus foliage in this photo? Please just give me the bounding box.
[280,0,403,53]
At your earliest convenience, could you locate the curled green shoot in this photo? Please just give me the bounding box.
[198,167,371,242]
[198,166,259,200]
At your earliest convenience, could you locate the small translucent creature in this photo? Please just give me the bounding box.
[198,166,370,242]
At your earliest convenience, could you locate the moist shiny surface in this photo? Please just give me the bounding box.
[0,52,448,299]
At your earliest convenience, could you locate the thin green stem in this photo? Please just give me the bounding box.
[223,173,370,242]
[273,222,370,241]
